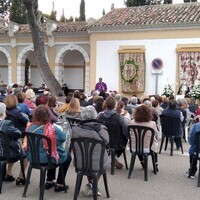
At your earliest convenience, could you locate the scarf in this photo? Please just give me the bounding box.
[23,122,59,162]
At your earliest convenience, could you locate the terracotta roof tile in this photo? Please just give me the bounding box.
[90,3,200,29]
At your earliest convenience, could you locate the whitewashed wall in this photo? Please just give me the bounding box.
[96,38,200,95]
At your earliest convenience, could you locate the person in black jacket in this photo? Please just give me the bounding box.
[0,102,27,185]
[97,96,129,169]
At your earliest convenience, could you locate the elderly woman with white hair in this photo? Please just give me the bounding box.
[71,105,110,197]
[0,102,27,185]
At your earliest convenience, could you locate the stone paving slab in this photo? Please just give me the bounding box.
[1,143,200,200]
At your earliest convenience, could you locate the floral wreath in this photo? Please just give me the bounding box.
[120,60,139,83]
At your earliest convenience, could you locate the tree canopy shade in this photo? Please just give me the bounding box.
[23,0,62,95]
[124,0,172,6]
[0,0,11,18]
[9,0,28,24]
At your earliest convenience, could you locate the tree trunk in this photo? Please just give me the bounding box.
[23,0,62,96]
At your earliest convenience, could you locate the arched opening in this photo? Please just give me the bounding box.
[63,50,85,91]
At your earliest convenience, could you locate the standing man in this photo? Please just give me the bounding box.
[95,77,107,92]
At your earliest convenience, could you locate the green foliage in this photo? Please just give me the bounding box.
[0,0,12,18]
[189,85,200,99]
[9,0,28,24]
[184,0,197,2]
[124,0,172,7]
[49,10,57,22]
[59,9,65,22]
[79,0,85,21]
[66,16,74,22]
[102,9,105,16]
[162,84,174,97]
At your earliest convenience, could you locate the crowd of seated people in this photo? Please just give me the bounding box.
[1,82,200,196]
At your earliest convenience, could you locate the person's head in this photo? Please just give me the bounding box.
[105,96,116,110]
[65,96,72,104]
[134,105,152,122]
[94,96,104,113]
[3,94,18,109]
[0,102,6,118]
[57,91,64,97]
[130,96,138,105]
[67,97,81,113]
[48,96,57,108]
[176,98,183,108]
[15,92,26,103]
[73,90,80,99]
[0,88,6,95]
[116,100,125,114]
[81,105,98,120]
[182,99,189,109]
[99,77,102,82]
[152,100,159,108]
[114,93,121,102]
[168,99,177,110]
[35,95,48,106]
[121,96,129,106]
[32,105,51,125]
[143,100,152,108]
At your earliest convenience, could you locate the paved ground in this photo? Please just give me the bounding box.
[1,143,200,200]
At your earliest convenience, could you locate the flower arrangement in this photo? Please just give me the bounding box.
[162,84,174,97]
[189,85,200,99]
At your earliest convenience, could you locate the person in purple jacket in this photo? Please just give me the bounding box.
[95,77,107,92]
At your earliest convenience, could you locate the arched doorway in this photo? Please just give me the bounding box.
[55,44,90,93]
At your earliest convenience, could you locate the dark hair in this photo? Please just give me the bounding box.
[105,96,115,110]
[95,96,104,113]
[32,105,50,124]
[134,105,152,122]
[116,100,124,114]
[152,100,159,108]
[168,99,177,110]
[15,92,26,103]
[65,96,72,103]
[35,95,48,106]
[48,96,57,108]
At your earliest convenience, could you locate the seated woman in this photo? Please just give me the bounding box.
[65,97,82,120]
[0,102,27,185]
[131,105,159,170]
[24,105,71,192]
[3,94,29,132]
[71,105,110,197]
[186,121,200,178]
[97,96,129,169]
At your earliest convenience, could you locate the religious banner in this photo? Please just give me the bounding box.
[118,49,145,93]
[177,51,200,91]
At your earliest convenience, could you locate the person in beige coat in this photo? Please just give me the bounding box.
[131,105,159,170]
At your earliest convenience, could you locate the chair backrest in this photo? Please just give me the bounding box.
[128,125,155,154]
[23,132,52,167]
[195,131,200,160]
[71,137,106,173]
[0,130,10,161]
[160,115,182,137]
[104,121,126,149]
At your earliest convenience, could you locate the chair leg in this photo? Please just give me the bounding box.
[180,138,184,154]
[159,136,164,154]
[20,157,26,181]
[22,165,32,197]
[170,137,174,156]
[73,172,83,200]
[197,161,200,187]
[151,152,157,175]
[128,153,136,179]
[164,137,169,151]
[103,173,110,198]
[39,168,47,200]
[144,155,148,181]
[110,149,115,175]
[92,174,98,200]
[123,149,128,170]
[0,162,6,194]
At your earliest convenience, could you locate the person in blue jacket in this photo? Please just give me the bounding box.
[25,105,71,192]
[186,122,200,178]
